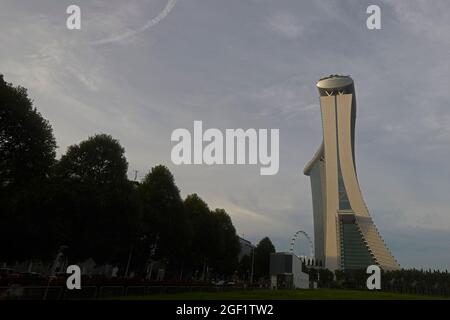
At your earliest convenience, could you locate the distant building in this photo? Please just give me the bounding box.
[269,252,309,289]
[304,75,400,271]
[238,237,254,261]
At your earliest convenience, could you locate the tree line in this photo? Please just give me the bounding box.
[306,267,450,296]
[0,75,277,281]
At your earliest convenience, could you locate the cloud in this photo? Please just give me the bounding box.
[382,0,450,44]
[267,12,303,39]
[209,195,305,244]
[2,0,450,269]
[88,0,177,45]
[243,77,318,120]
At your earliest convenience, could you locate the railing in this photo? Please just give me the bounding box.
[2,284,448,299]
[0,285,252,300]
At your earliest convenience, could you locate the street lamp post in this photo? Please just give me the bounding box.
[124,244,134,278]
[250,246,255,284]
[44,245,68,300]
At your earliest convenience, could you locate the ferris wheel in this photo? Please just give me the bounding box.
[290,230,314,259]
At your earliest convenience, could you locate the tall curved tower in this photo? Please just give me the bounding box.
[304,75,400,271]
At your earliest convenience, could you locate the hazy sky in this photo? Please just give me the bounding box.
[1,0,450,270]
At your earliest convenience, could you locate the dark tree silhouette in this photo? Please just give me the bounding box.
[184,193,215,277]
[56,134,128,185]
[209,208,240,275]
[0,75,57,260]
[0,75,56,192]
[53,134,140,264]
[183,195,240,279]
[238,254,252,281]
[254,237,275,281]
[139,165,192,275]
[0,77,242,280]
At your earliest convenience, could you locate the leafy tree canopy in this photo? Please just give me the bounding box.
[56,134,128,187]
[139,165,191,266]
[0,75,57,260]
[254,236,276,280]
[0,75,56,192]
[53,134,138,263]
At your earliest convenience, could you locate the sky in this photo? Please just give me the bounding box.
[1,0,450,270]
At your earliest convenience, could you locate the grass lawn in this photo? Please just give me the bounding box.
[124,289,447,300]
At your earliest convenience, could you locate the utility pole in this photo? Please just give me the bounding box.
[125,245,134,278]
[201,258,207,281]
[250,246,255,284]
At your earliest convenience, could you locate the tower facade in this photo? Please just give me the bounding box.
[304,75,400,271]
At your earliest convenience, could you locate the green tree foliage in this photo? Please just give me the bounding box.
[237,254,252,281]
[183,195,240,278]
[184,194,215,274]
[306,267,450,295]
[308,267,318,282]
[0,75,56,192]
[382,268,450,295]
[0,75,57,260]
[1,77,243,279]
[318,268,335,288]
[254,237,275,280]
[139,165,191,272]
[53,134,140,263]
[56,134,128,185]
[210,208,240,275]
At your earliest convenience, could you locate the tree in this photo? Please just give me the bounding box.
[308,268,318,283]
[182,195,241,280]
[209,208,240,275]
[0,75,57,260]
[56,134,128,186]
[54,134,140,264]
[318,268,335,288]
[254,237,275,281]
[139,165,192,276]
[238,255,252,281]
[334,269,345,288]
[0,75,56,192]
[184,193,215,278]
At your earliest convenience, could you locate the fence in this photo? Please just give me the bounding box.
[2,284,449,299]
[0,285,242,300]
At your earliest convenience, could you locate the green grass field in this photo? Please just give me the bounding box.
[125,289,448,300]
